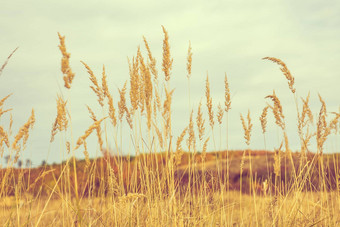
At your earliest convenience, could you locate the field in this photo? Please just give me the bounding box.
[1,27,340,226]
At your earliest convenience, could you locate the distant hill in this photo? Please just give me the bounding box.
[1,150,339,197]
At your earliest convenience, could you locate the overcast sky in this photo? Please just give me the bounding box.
[1,0,340,167]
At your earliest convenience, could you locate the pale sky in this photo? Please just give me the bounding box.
[1,0,340,167]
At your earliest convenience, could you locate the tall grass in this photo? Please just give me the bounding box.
[1,27,340,226]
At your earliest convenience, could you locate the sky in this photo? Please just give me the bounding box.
[1,0,340,167]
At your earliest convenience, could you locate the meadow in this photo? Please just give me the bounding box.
[1,27,340,226]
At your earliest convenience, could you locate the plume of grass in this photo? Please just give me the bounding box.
[50,95,68,142]
[153,121,164,149]
[186,41,193,79]
[317,95,340,155]
[298,93,314,159]
[66,141,70,154]
[240,110,252,146]
[0,126,10,149]
[0,47,18,77]
[0,108,12,119]
[0,95,12,152]
[187,110,196,153]
[101,65,109,99]
[299,93,313,129]
[224,74,231,113]
[162,87,174,139]
[143,36,158,82]
[317,94,327,155]
[117,82,133,129]
[0,94,12,109]
[58,33,75,89]
[161,26,173,82]
[118,82,127,121]
[266,90,285,130]
[196,101,205,142]
[138,49,153,130]
[129,56,140,113]
[260,106,269,135]
[12,109,35,162]
[107,91,117,127]
[217,103,224,125]
[81,61,104,107]
[137,48,146,113]
[263,57,295,93]
[74,117,106,150]
[205,74,214,129]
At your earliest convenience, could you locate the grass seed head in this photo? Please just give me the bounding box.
[129,56,140,112]
[263,57,295,93]
[107,92,117,127]
[217,103,224,125]
[0,47,18,77]
[266,90,285,130]
[260,106,269,134]
[186,41,193,78]
[143,36,158,81]
[187,110,196,151]
[205,74,214,128]
[81,61,104,107]
[58,33,75,89]
[12,109,35,161]
[224,74,231,112]
[240,110,252,146]
[74,117,106,150]
[163,86,174,138]
[0,126,10,149]
[196,101,205,141]
[161,26,173,82]
[118,82,128,122]
[101,65,109,98]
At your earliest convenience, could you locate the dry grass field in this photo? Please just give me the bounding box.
[1,27,340,226]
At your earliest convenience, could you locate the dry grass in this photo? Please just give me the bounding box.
[1,28,340,226]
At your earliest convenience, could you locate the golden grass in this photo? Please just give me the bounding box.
[1,191,339,226]
[1,28,340,226]
[58,33,75,89]
[0,47,18,77]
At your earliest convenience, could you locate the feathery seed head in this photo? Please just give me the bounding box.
[217,103,224,125]
[161,26,173,82]
[196,101,205,141]
[81,61,104,107]
[260,106,269,134]
[240,110,252,146]
[263,57,295,93]
[143,36,158,81]
[266,90,285,130]
[224,74,231,112]
[187,41,193,78]
[58,33,75,89]
[205,74,214,128]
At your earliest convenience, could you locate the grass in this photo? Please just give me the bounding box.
[1,27,340,226]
